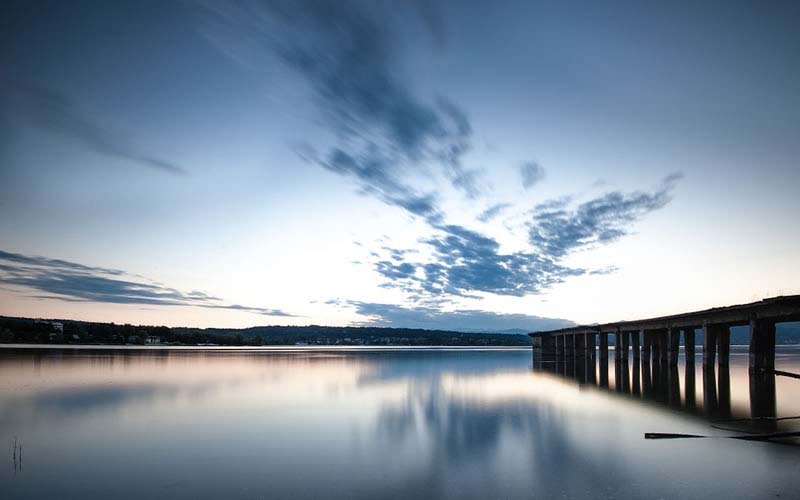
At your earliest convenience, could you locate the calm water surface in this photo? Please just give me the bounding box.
[2,345,799,499]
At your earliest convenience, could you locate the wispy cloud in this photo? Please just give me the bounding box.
[0,250,293,317]
[371,175,681,299]
[520,161,544,189]
[1,78,186,175]
[373,224,584,298]
[478,203,511,222]
[196,3,683,306]
[198,0,476,218]
[528,173,682,258]
[340,300,574,332]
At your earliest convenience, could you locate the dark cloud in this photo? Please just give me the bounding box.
[345,301,574,332]
[0,250,293,317]
[478,203,511,222]
[372,176,681,299]
[374,224,585,298]
[0,79,186,175]
[200,0,475,217]
[520,161,545,189]
[528,174,682,258]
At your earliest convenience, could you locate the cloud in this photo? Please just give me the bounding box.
[374,224,585,298]
[0,250,293,317]
[344,301,574,332]
[0,78,186,175]
[528,173,682,258]
[520,161,545,189]
[198,0,475,217]
[478,203,511,222]
[371,175,681,299]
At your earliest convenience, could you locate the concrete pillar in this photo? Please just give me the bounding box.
[614,331,622,362]
[658,331,668,364]
[667,327,680,366]
[632,356,641,395]
[575,333,587,358]
[642,331,652,365]
[749,319,776,372]
[651,331,662,368]
[632,331,641,359]
[565,334,575,377]
[533,334,556,367]
[565,334,575,357]
[684,327,696,364]
[702,323,718,366]
[585,333,596,359]
[599,333,608,360]
[717,326,731,366]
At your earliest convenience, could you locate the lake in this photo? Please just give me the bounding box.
[2,345,799,499]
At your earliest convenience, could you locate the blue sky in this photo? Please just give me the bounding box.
[1,0,799,331]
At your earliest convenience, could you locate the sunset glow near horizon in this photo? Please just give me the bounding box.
[2,0,799,331]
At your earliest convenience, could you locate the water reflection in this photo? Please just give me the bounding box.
[533,345,798,436]
[1,346,800,500]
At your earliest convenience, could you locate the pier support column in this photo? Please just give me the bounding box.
[749,319,776,372]
[684,327,696,365]
[585,333,596,359]
[702,323,718,366]
[540,334,556,365]
[658,331,668,364]
[565,334,575,357]
[575,333,587,358]
[632,331,640,360]
[599,333,608,360]
[642,331,652,365]
[614,331,622,362]
[717,326,731,366]
[667,327,680,366]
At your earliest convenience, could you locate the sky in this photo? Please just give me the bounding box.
[1,0,799,332]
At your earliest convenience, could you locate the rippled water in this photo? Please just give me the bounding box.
[2,345,799,499]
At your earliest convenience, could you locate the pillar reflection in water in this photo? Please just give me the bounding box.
[717,363,731,417]
[684,359,696,410]
[749,369,777,419]
[703,363,718,417]
[668,364,681,407]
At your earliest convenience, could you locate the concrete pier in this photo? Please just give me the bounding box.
[599,333,608,359]
[684,327,696,364]
[531,296,800,374]
[667,327,680,366]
